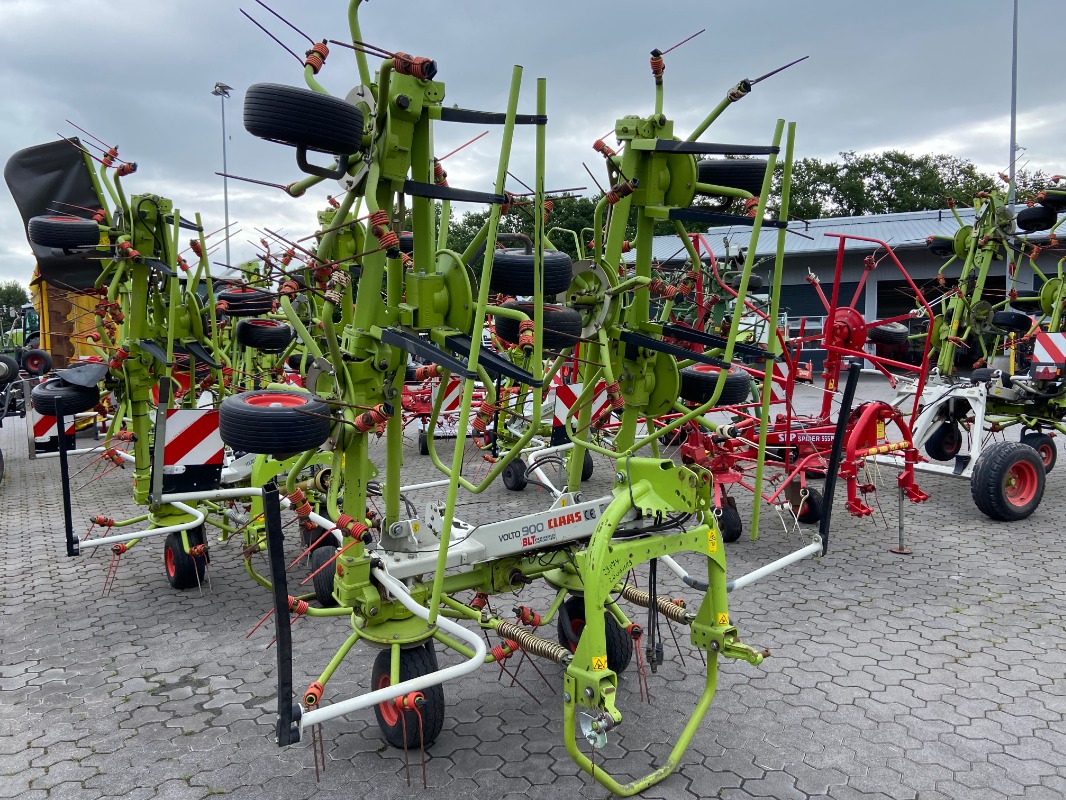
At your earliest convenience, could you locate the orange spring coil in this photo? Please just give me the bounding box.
[113,431,136,442]
[518,319,535,351]
[104,448,124,465]
[117,241,140,259]
[108,347,129,369]
[620,240,632,253]
[605,180,637,206]
[102,148,118,167]
[111,543,127,555]
[304,41,329,73]
[116,162,136,177]
[392,692,424,711]
[470,592,489,611]
[606,381,624,409]
[744,197,760,217]
[279,279,300,297]
[434,160,448,186]
[281,248,295,266]
[627,623,643,640]
[593,139,616,158]
[354,403,392,433]
[92,209,107,223]
[288,489,313,518]
[400,252,413,268]
[288,596,310,615]
[649,52,665,80]
[415,365,443,380]
[93,516,115,527]
[543,199,553,225]
[471,400,497,433]
[491,640,519,662]
[393,52,435,80]
[514,606,541,627]
[304,682,324,707]
[336,515,370,540]
[189,239,203,257]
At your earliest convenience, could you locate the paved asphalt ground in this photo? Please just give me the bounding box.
[1,375,1064,799]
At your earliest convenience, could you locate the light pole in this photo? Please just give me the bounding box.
[211,82,233,268]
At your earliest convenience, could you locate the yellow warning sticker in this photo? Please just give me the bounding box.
[707,530,718,554]
[591,656,608,671]
[716,612,730,626]
[876,420,886,440]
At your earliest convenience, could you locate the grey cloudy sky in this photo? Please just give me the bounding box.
[1,0,1060,287]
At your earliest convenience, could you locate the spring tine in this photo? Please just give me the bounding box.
[239,8,303,64]
[749,55,809,86]
[254,0,314,44]
[661,28,705,56]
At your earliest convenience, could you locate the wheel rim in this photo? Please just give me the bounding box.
[689,364,721,375]
[244,392,309,408]
[165,547,176,577]
[567,619,584,653]
[247,319,282,328]
[1037,444,1054,468]
[1004,460,1039,506]
[26,355,43,372]
[376,674,399,727]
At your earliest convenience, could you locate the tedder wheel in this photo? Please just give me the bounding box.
[27,215,101,249]
[730,273,764,291]
[217,287,275,317]
[218,390,331,455]
[678,364,751,406]
[417,430,430,456]
[0,354,19,386]
[0,448,4,484]
[244,83,365,155]
[556,595,633,673]
[287,353,313,374]
[717,504,743,543]
[489,248,573,297]
[581,449,594,482]
[866,321,909,344]
[30,377,99,417]
[991,310,1032,334]
[236,318,295,353]
[696,159,768,195]
[971,440,1045,522]
[1020,432,1057,474]
[970,368,998,383]
[502,460,527,491]
[795,488,823,525]
[163,528,209,590]
[22,349,53,377]
[493,302,583,351]
[371,644,445,749]
[1016,204,1058,233]
[310,546,337,607]
[926,235,956,258]
[925,421,962,461]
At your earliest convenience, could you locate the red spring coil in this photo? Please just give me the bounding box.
[393,52,436,80]
[117,241,141,259]
[593,139,616,158]
[116,162,137,177]
[92,209,107,223]
[176,256,189,273]
[216,300,229,315]
[279,279,300,297]
[304,681,324,707]
[620,240,632,254]
[400,252,413,268]
[87,332,101,343]
[354,404,392,433]
[433,160,448,186]
[471,399,497,433]
[288,489,313,518]
[304,41,329,73]
[491,640,519,662]
[281,248,295,266]
[392,692,424,711]
[606,381,624,409]
[189,544,208,558]
[500,192,516,215]
[336,514,370,540]
[514,606,542,627]
[415,365,443,380]
[518,319,535,351]
[102,148,118,167]
[543,199,553,225]
[104,448,124,465]
[110,309,124,323]
[470,592,489,611]
[288,596,310,615]
[189,239,203,257]
[649,52,665,80]
[605,180,637,206]
[93,516,115,527]
[108,347,129,369]
[627,623,643,641]
[113,431,135,442]
[111,543,127,555]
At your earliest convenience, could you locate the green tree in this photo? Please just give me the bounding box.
[0,281,28,319]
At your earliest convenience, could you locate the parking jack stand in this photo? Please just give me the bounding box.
[889,483,913,555]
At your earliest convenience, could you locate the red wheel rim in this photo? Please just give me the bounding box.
[1037,444,1054,468]
[1004,460,1039,506]
[244,392,308,408]
[26,355,43,372]
[689,364,722,375]
[165,547,176,577]
[247,319,282,328]
[377,674,399,727]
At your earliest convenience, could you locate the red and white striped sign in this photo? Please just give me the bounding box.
[431,376,464,413]
[553,381,610,429]
[31,410,76,442]
[1033,331,1066,366]
[163,409,224,467]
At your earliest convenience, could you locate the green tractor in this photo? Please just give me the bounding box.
[0,302,52,386]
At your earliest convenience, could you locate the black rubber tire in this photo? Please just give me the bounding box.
[1038,188,1066,212]
[235,318,294,353]
[417,430,430,456]
[27,215,100,249]
[244,83,365,155]
[489,248,573,297]
[581,449,594,482]
[556,595,633,673]
[310,545,337,607]
[971,368,998,383]
[22,349,52,377]
[970,440,1045,522]
[867,321,909,344]
[371,644,445,749]
[926,236,956,258]
[718,504,743,543]
[925,421,962,461]
[795,488,823,525]
[1010,290,1042,311]
[1020,432,1057,474]
[0,354,19,386]
[729,273,764,291]
[502,460,527,491]
[217,287,274,318]
[0,448,4,485]
[30,377,99,416]
[399,232,414,254]
[697,159,768,195]
[163,528,209,591]
[218,390,331,455]
[287,353,314,374]
[992,310,1032,333]
[493,302,582,351]
[1016,204,1058,233]
[679,365,750,406]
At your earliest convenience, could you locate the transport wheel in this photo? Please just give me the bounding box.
[163,528,209,590]
[971,441,1045,522]
[866,321,908,344]
[310,546,337,607]
[717,504,743,543]
[371,644,445,749]
[1016,204,1058,233]
[244,83,365,154]
[925,421,962,461]
[696,159,768,195]
[678,364,750,406]
[926,235,956,258]
[502,460,527,491]
[795,488,823,524]
[556,595,633,673]
[22,349,52,377]
[417,430,430,456]
[580,449,594,482]
[217,287,274,317]
[489,248,573,297]
[1019,432,1056,474]
[30,377,99,416]
[0,354,19,386]
[493,302,583,351]
[235,318,295,353]
[218,390,331,455]
[27,215,100,249]
[991,310,1032,333]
